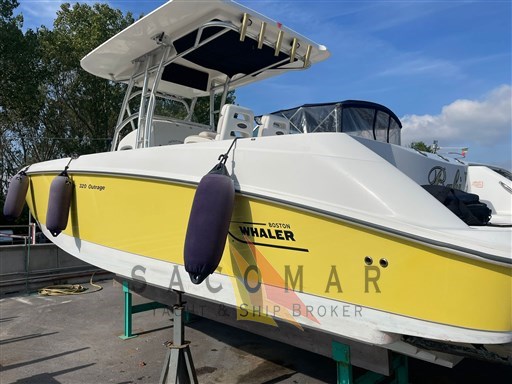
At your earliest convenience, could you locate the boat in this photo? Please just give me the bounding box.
[4,0,511,368]
[466,163,512,225]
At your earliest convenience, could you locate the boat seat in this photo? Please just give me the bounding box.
[216,104,254,141]
[184,131,218,144]
[117,130,137,150]
[258,115,290,137]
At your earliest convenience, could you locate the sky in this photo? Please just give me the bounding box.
[17,0,512,169]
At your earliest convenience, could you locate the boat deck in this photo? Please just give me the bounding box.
[0,279,510,383]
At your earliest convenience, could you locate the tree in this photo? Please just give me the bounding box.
[0,0,45,205]
[409,141,433,153]
[37,2,135,156]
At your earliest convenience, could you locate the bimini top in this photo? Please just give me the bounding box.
[269,100,403,145]
[80,0,330,98]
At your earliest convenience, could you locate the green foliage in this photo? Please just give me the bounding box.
[0,0,41,122]
[1,0,44,203]
[409,141,433,153]
[0,0,20,23]
[37,3,135,156]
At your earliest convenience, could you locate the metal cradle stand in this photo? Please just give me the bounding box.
[119,280,167,340]
[332,341,408,384]
[159,292,198,384]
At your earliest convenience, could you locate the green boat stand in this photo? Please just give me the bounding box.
[332,341,408,384]
[119,280,169,339]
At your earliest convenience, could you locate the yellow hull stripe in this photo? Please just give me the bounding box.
[27,173,512,332]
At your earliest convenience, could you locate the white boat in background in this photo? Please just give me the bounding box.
[467,164,512,225]
[3,0,511,368]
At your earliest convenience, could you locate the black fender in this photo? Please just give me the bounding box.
[184,164,235,284]
[46,172,74,237]
[3,171,29,221]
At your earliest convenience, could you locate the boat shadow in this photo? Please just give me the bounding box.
[0,347,90,373]
[7,363,95,384]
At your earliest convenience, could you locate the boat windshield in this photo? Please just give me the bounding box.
[267,100,402,145]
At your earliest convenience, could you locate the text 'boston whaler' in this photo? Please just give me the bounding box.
[4,0,511,367]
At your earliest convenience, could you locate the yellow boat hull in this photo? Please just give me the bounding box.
[26,172,511,339]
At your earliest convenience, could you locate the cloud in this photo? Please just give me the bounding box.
[401,85,512,147]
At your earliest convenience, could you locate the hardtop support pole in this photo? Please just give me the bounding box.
[209,89,215,130]
[219,78,231,109]
[135,57,152,148]
[111,64,138,151]
[144,45,172,148]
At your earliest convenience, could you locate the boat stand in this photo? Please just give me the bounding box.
[159,292,198,384]
[119,280,168,339]
[332,341,408,384]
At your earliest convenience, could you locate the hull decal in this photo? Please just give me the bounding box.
[28,169,198,188]
[228,231,309,252]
